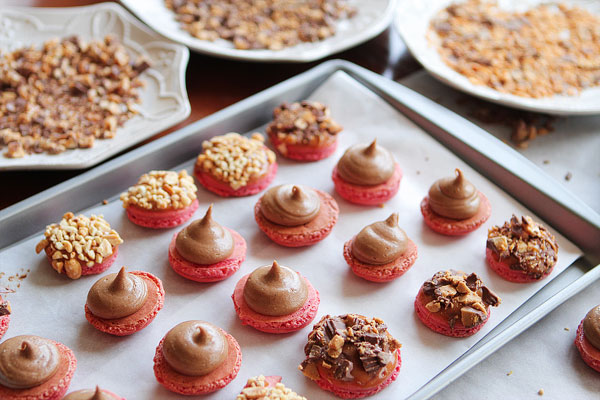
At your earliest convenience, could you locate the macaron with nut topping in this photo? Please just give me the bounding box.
[120,169,199,229]
[194,132,277,197]
[35,212,122,279]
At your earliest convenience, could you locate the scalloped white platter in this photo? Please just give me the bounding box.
[120,0,397,62]
[395,0,600,116]
[0,3,191,170]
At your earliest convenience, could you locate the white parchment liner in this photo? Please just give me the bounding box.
[0,72,581,399]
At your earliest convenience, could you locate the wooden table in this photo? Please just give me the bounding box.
[0,0,421,210]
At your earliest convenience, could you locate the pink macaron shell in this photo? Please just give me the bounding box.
[168,229,247,282]
[45,246,118,277]
[331,163,402,206]
[575,320,600,372]
[414,289,490,337]
[343,238,418,283]
[194,161,278,197]
[153,330,242,395]
[0,340,76,400]
[254,189,339,247]
[125,199,199,229]
[232,273,320,333]
[269,132,338,161]
[486,247,554,283]
[313,349,401,399]
[0,315,9,340]
[85,271,164,336]
[420,192,491,236]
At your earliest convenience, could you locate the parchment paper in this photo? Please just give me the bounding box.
[0,71,582,399]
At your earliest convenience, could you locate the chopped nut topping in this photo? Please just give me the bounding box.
[487,215,558,279]
[0,35,149,158]
[35,213,122,279]
[165,0,356,50]
[236,375,306,400]
[120,170,197,210]
[266,101,342,155]
[195,132,276,190]
[430,0,600,98]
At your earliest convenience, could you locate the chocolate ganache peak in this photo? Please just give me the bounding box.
[0,335,60,389]
[86,267,148,319]
[260,184,321,226]
[351,213,408,265]
[336,139,396,185]
[175,204,234,264]
[162,320,228,376]
[243,261,308,316]
[428,168,480,219]
[583,305,600,350]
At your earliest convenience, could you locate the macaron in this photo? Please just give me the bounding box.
[266,101,342,161]
[575,305,600,373]
[168,204,247,282]
[0,296,10,339]
[414,270,501,337]
[153,320,242,395]
[232,261,320,333]
[332,139,402,206]
[194,132,277,197]
[299,314,402,399]
[62,386,125,400]
[0,335,77,400]
[420,168,491,235]
[120,169,199,229]
[486,215,559,283]
[254,184,339,247]
[343,213,418,282]
[84,267,165,336]
[35,212,123,279]
[238,375,306,399]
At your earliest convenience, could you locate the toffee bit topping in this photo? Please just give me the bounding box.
[0,299,11,316]
[487,215,558,279]
[422,270,500,328]
[266,101,342,153]
[195,132,276,190]
[299,314,401,384]
[120,170,197,210]
[236,375,306,400]
[35,213,123,279]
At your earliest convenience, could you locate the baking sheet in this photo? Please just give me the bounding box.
[0,71,582,399]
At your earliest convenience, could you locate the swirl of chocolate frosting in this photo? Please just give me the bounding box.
[0,335,60,389]
[428,168,480,219]
[63,386,119,400]
[351,213,408,265]
[86,267,148,319]
[162,321,228,376]
[243,261,309,316]
[260,184,321,226]
[176,204,234,264]
[583,305,600,350]
[336,139,395,185]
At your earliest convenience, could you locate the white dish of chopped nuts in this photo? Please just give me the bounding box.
[0,3,190,169]
[396,0,600,115]
[120,0,397,62]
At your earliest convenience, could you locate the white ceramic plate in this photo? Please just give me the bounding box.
[120,0,397,62]
[395,0,600,115]
[0,3,190,170]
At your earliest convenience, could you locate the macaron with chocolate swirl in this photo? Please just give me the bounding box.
[343,213,418,282]
[254,184,339,247]
[332,139,403,206]
[232,261,320,333]
[575,304,600,373]
[153,320,242,395]
[84,267,165,336]
[420,168,491,235]
[168,204,247,282]
[0,335,77,399]
[63,386,124,400]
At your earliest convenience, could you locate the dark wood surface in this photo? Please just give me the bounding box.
[0,0,420,210]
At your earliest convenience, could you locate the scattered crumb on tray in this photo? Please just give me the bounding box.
[543,160,550,165]
[565,172,573,181]
[102,199,109,205]
[507,370,513,376]
[538,388,545,396]
[0,268,30,293]
[564,327,570,331]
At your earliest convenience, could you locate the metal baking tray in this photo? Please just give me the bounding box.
[1,60,598,399]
